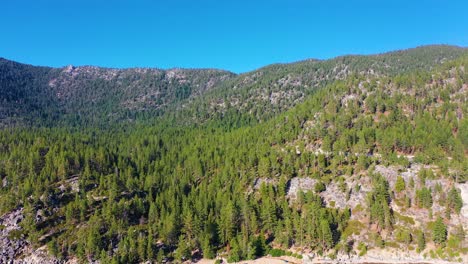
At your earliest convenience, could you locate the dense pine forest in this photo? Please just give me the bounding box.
[0,45,467,263]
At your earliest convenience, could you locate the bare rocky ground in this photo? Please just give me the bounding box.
[0,208,27,263]
[305,248,468,264]
[457,182,468,230]
[287,177,317,199]
[374,164,468,231]
[281,161,468,262]
[195,251,467,264]
[253,178,278,190]
[0,208,64,264]
[194,256,302,264]
[0,177,82,264]
[285,171,372,212]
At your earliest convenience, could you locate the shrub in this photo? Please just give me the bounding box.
[315,181,326,193]
[269,248,286,257]
[357,242,367,256]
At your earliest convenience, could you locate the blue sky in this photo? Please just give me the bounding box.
[1,0,467,73]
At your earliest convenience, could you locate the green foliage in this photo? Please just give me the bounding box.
[394,211,415,225]
[395,175,406,193]
[47,238,60,258]
[447,187,463,214]
[320,219,334,250]
[357,242,367,256]
[248,235,269,259]
[371,232,385,248]
[432,217,447,245]
[201,235,215,259]
[447,235,461,249]
[175,235,191,261]
[368,174,393,231]
[0,47,466,263]
[342,220,365,239]
[228,237,242,263]
[269,248,286,257]
[314,181,326,193]
[416,187,433,209]
[416,229,426,252]
[395,227,412,245]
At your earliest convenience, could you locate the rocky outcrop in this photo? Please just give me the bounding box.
[253,178,277,190]
[0,208,66,264]
[287,177,317,199]
[320,176,373,211]
[304,248,468,264]
[15,246,63,264]
[456,182,468,229]
[0,208,27,263]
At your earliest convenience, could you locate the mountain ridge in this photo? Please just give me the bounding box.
[1,45,467,128]
[2,44,466,73]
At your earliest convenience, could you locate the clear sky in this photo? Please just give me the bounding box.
[1,0,467,73]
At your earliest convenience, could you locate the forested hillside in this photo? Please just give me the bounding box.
[1,45,465,127]
[0,45,467,263]
[173,45,467,124]
[0,58,234,126]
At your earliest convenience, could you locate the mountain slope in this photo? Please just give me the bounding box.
[0,46,467,263]
[0,58,235,126]
[1,45,466,127]
[174,45,468,124]
[0,58,57,126]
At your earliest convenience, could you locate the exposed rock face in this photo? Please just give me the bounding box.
[15,247,63,264]
[286,175,372,211]
[374,163,433,189]
[457,182,468,229]
[0,209,65,264]
[253,178,277,190]
[287,177,317,199]
[320,182,348,208]
[321,180,370,210]
[0,208,27,263]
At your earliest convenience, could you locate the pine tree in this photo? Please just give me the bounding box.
[416,187,432,209]
[320,219,334,251]
[395,175,406,193]
[432,217,447,245]
[228,237,242,263]
[47,238,60,257]
[416,230,426,252]
[137,234,146,261]
[175,235,191,261]
[146,232,154,261]
[86,224,102,257]
[156,249,165,263]
[218,200,236,245]
[21,203,39,247]
[368,175,393,231]
[201,235,215,259]
[447,187,463,214]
